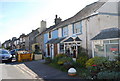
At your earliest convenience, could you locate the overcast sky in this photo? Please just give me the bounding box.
[0,0,99,43]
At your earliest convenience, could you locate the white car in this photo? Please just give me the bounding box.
[0,49,12,62]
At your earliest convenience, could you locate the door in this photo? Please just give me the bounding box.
[54,44,58,57]
[47,44,50,56]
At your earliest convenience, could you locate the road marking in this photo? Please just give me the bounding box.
[15,65,25,74]
[14,64,40,79]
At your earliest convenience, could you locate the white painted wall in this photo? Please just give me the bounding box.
[86,14,118,56]
[68,24,73,36]
[58,28,62,37]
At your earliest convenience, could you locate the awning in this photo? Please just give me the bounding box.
[46,37,66,44]
[91,28,120,40]
[64,37,82,42]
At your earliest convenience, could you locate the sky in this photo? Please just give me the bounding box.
[0,0,99,44]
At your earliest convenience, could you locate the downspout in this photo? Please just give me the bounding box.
[85,19,88,54]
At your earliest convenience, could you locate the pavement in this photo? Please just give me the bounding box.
[15,60,81,80]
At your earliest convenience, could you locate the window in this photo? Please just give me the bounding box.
[60,43,64,53]
[73,21,82,34]
[94,39,119,60]
[48,31,52,38]
[62,26,68,37]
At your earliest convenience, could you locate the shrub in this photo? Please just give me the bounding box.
[53,54,67,63]
[57,57,73,65]
[45,57,52,64]
[76,56,88,68]
[77,68,91,79]
[76,52,89,68]
[85,57,108,68]
[97,71,120,79]
[115,61,120,71]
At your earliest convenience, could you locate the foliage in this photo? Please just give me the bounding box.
[45,57,52,64]
[85,57,108,68]
[77,68,91,79]
[53,54,67,63]
[115,61,120,71]
[76,53,88,67]
[49,62,68,72]
[115,54,120,61]
[97,71,120,79]
[57,57,73,65]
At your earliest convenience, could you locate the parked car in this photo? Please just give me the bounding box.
[0,49,12,62]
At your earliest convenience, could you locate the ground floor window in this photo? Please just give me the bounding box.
[93,39,119,60]
[60,43,64,53]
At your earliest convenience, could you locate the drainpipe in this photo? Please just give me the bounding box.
[85,19,88,54]
[92,41,94,57]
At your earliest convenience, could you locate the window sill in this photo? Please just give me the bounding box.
[73,32,82,35]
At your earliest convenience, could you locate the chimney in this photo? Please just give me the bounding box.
[39,20,46,33]
[54,15,62,25]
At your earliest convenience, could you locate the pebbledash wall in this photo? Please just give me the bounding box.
[43,0,119,59]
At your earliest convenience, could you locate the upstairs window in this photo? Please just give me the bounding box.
[48,31,52,39]
[62,26,68,37]
[73,21,82,34]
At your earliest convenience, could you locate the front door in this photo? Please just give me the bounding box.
[54,44,58,57]
[47,44,50,56]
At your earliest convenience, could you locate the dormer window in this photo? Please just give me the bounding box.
[48,31,52,38]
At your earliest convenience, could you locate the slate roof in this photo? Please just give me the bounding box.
[64,37,82,42]
[64,37,74,42]
[46,37,66,44]
[55,1,105,29]
[75,37,82,41]
[43,1,105,34]
[91,28,120,40]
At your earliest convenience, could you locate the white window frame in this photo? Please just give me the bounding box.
[73,21,82,34]
[62,26,68,37]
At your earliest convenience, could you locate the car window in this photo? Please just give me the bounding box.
[2,50,9,54]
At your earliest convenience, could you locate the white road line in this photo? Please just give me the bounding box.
[14,64,39,79]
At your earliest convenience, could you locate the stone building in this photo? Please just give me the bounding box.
[34,20,47,54]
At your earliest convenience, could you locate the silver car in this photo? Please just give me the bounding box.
[0,49,12,62]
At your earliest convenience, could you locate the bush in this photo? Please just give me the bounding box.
[57,57,73,65]
[97,71,120,79]
[76,53,88,67]
[77,68,91,79]
[45,57,52,64]
[115,61,120,71]
[85,57,108,68]
[53,54,67,63]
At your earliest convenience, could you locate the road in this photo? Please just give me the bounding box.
[0,62,35,80]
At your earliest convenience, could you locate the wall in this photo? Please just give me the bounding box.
[52,29,58,39]
[58,28,62,37]
[44,33,48,52]
[86,14,118,57]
